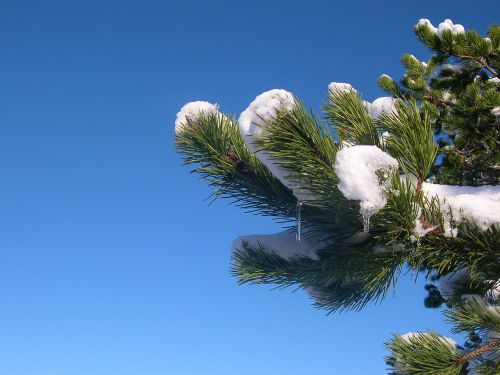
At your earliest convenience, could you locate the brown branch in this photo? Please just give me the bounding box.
[458,338,500,364]
[423,94,454,107]
[452,53,499,77]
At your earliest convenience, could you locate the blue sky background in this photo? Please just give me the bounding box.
[0,1,496,374]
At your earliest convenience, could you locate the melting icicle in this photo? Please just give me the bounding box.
[362,210,372,232]
[296,200,303,242]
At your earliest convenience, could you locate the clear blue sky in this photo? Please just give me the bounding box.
[0,1,495,374]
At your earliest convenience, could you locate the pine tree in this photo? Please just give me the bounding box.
[174,19,500,374]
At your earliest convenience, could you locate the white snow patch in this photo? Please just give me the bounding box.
[231,230,325,262]
[491,106,500,117]
[400,332,457,348]
[489,77,500,86]
[422,183,500,234]
[370,97,397,120]
[416,19,464,39]
[408,54,418,62]
[238,90,295,146]
[485,280,500,303]
[437,19,465,37]
[413,215,438,241]
[381,130,390,140]
[175,101,220,134]
[462,294,500,317]
[442,91,452,101]
[416,18,438,34]
[328,82,357,94]
[238,89,314,199]
[442,63,465,73]
[334,145,399,217]
[379,74,393,82]
[437,269,469,299]
[362,100,372,113]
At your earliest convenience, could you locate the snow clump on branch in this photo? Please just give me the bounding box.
[422,183,500,236]
[334,145,399,217]
[370,97,398,120]
[328,81,397,120]
[400,332,457,348]
[437,19,465,37]
[436,269,469,299]
[415,18,465,38]
[231,230,325,264]
[328,82,357,94]
[239,89,314,200]
[175,101,221,134]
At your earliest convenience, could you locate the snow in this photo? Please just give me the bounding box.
[362,100,372,113]
[370,97,397,120]
[327,81,396,120]
[442,63,465,73]
[238,89,315,201]
[328,82,357,94]
[392,332,457,374]
[407,54,425,67]
[231,230,326,262]
[437,269,469,299]
[408,54,418,62]
[412,215,438,242]
[416,19,464,38]
[437,19,465,37]
[491,106,500,117]
[175,101,220,134]
[400,332,457,348]
[334,145,399,217]
[485,280,500,304]
[416,18,438,34]
[462,294,500,316]
[238,90,295,147]
[422,183,500,234]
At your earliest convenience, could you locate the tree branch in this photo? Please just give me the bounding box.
[458,338,500,364]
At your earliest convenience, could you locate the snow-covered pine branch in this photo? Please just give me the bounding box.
[174,18,500,374]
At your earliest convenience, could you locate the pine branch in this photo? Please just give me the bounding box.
[254,101,362,238]
[175,113,296,220]
[377,100,438,191]
[324,88,380,146]
[385,332,464,375]
[413,223,500,282]
[445,297,500,335]
[232,238,412,313]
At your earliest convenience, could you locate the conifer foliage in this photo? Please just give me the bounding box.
[175,19,499,374]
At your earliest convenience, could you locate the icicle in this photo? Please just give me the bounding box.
[296,200,303,242]
[362,210,372,232]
